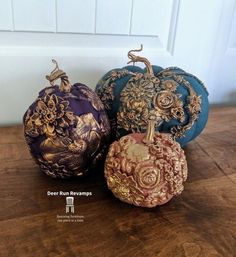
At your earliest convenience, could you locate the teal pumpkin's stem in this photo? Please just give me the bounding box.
[127,45,154,76]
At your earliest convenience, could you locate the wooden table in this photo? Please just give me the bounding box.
[0,107,236,257]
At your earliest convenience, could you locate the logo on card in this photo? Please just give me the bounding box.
[65,196,74,213]
[47,190,92,222]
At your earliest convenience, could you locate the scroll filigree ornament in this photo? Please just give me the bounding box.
[105,120,188,208]
[23,60,110,178]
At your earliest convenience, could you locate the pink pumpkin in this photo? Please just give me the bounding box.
[105,119,188,208]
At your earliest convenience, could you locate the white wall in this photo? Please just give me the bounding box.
[0,0,235,125]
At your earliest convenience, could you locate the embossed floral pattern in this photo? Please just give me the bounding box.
[24,89,110,178]
[188,95,202,114]
[106,172,145,205]
[135,162,160,189]
[37,113,102,177]
[105,132,188,208]
[153,91,185,123]
[117,73,160,133]
[154,91,176,109]
[161,80,177,92]
[96,69,134,110]
[25,94,75,137]
[96,64,204,140]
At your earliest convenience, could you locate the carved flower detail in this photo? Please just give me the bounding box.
[171,107,185,122]
[155,159,173,173]
[154,91,177,109]
[153,90,185,123]
[117,107,149,132]
[161,80,177,92]
[124,97,149,126]
[96,83,114,110]
[107,173,130,199]
[149,144,164,158]
[25,94,75,137]
[127,98,147,112]
[106,168,145,205]
[107,141,121,158]
[117,75,157,132]
[135,162,160,190]
[96,69,133,110]
[188,95,202,114]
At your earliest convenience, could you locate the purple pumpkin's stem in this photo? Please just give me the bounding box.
[45,59,72,93]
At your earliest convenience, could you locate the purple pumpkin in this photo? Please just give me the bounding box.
[23,60,110,178]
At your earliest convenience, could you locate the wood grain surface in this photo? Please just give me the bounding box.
[0,106,236,257]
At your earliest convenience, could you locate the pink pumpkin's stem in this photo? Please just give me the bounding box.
[142,119,156,145]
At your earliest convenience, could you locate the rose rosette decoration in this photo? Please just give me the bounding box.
[104,119,188,208]
[134,162,160,190]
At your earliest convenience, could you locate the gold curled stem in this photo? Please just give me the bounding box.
[46,59,72,93]
[142,119,156,145]
[127,44,154,76]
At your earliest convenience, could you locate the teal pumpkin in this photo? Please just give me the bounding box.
[95,45,209,147]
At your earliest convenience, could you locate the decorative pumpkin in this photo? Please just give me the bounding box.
[104,118,188,208]
[96,45,209,146]
[23,60,110,178]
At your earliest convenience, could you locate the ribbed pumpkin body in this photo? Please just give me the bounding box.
[96,65,209,146]
[23,62,110,178]
[105,131,188,208]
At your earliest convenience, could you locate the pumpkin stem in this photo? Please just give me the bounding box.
[127,45,154,76]
[46,59,72,93]
[142,118,156,145]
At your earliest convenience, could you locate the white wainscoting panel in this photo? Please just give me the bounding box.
[13,0,56,32]
[131,0,173,47]
[96,0,132,35]
[0,0,12,31]
[57,0,96,33]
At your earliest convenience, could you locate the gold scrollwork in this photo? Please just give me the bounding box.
[159,72,202,138]
[96,69,135,110]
